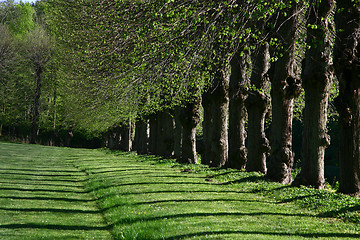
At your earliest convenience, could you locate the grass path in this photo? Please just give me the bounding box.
[0,142,360,239]
[0,142,113,239]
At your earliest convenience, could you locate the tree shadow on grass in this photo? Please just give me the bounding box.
[219,175,269,185]
[319,204,360,218]
[0,172,84,177]
[0,180,85,189]
[93,170,202,179]
[0,187,90,194]
[114,211,312,225]
[0,168,80,173]
[102,197,276,211]
[97,189,248,202]
[278,194,318,203]
[0,176,87,183]
[85,168,150,173]
[91,181,215,191]
[0,223,110,231]
[0,195,95,202]
[0,207,102,214]
[205,170,245,178]
[164,230,360,240]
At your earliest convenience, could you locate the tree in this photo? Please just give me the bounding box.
[334,0,360,195]
[24,27,53,143]
[0,24,15,72]
[245,42,271,174]
[202,65,230,167]
[156,110,175,158]
[293,0,335,189]
[134,118,149,155]
[173,107,183,159]
[178,95,202,164]
[227,50,249,169]
[0,23,16,136]
[1,1,39,141]
[267,2,303,184]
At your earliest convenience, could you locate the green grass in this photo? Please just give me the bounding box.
[0,142,113,240]
[1,142,360,239]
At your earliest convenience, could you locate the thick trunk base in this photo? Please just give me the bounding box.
[202,68,229,167]
[227,52,249,169]
[179,98,201,164]
[135,120,149,155]
[156,110,174,158]
[246,91,270,174]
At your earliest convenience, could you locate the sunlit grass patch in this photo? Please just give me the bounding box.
[2,142,360,239]
[76,149,360,239]
[0,142,113,240]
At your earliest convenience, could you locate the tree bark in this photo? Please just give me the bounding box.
[267,2,302,184]
[293,1,334,189]
[202,66,230,167]
[179,96,201,164]
[30,64,42,144]
[149,114,158,155]
[156,110,174,158]
[334,1,360,195]
[173,107,183,159]
[109,126,121,150]
[228,52,249,169]
[135,119,149,155]
[120,120,133,152]
[202,99,212,166]
[246,43,271,174]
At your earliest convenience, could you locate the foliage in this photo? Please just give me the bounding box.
[0,0,69,141]
[44,0,308,132]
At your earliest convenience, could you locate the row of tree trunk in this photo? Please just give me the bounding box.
[109,1,360,196]
[102,121,133,152]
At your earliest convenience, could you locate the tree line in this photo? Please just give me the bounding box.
[1,0,360,196]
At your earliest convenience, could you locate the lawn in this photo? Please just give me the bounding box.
[0,142,112,240]
[0,142,359,239]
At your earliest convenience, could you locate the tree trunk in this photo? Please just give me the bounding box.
[156,110,174,158]
[267,2,302,184]
[30,65,42,144]
[334,1,360,195]
[135,119,149,155]
[227,52,248,169]
[179,96,201,164]
[173,107,183,159]
[202,100,212,166]
[245,43,271,174]
[293,1,334,189]
[149,114,158,155]
[120,120,133,152]
[110,126,121,150]
[202,66,230,167]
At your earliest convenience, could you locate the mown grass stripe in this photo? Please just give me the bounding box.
[1,142,360,240]
[0,142,113,240]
